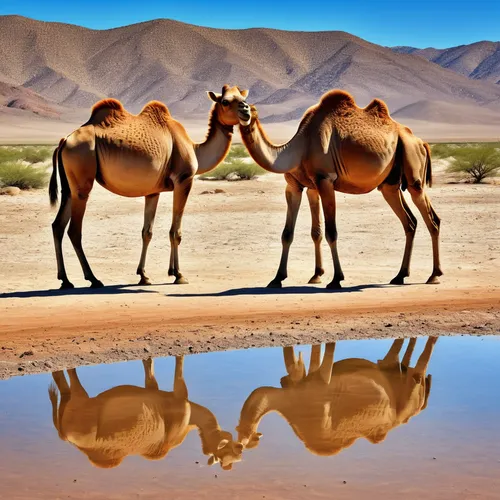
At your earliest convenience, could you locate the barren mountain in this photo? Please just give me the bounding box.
[1,15,500,130]
[393,42,500,85]
[0,81,61,118]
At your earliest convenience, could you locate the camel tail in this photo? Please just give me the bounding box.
[423,142,433,188]
[49,138,69,207]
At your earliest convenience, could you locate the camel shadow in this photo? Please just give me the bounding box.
[168,283,391,298]
[0,284,161,299]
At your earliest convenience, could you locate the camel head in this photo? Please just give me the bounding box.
[207,84,251,127]
[206,430,244,471]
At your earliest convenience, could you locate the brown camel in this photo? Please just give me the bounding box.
[238,90,442,288]
[236,337,437,456]
[49,85,251,289]
[48,357,243,470]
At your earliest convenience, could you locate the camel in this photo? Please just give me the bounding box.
[238,90,442,288]
[48,357,243,470]
[49,85,251,289]
[236,337,437,456]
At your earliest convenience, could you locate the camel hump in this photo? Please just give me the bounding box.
[140,101,171,126]
[88,98,126,126]
[364,98,391,119]
[403,125,413,135]
[91,98,124,115]
[319,90,356,111]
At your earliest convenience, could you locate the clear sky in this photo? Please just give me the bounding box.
[1,0,499,48]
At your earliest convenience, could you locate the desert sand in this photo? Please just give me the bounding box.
[0,159,499,379]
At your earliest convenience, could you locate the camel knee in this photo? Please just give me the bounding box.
[142,228,153,243]
[169,229,182,245]
[324,224,338,245]
[311,226,322,243]
[67,223,82,245]
[281,226,294,245]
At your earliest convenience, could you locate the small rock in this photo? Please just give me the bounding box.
[343,481,347,484]
[143,346,150,353]
[214,188,226,194]
[19,350,34,358]
[385,323,393,328]
[201,190,215,195]
[0,186,21,196]
[226,172,240,181]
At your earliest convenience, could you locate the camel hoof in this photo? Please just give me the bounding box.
[174,276,189,285]
[90,280,104,288]
[426,275,440,285]
[308,275,322,284]
[267,280,282,289]
[138,276,151,286]
[60,281,74,290]
[390,275,405,285]
[326,280,342,290]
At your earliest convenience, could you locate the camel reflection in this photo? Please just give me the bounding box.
[237,337,437,456]
[49,357,243,469]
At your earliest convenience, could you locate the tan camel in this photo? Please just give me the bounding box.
[236,337,437,456]
[49,85,251,289]
[48,357,243,470]
[238,90,442,288]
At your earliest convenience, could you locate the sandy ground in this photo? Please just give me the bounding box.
[0,165,499,379]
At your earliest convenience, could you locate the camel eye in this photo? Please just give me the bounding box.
[221,99,229,106]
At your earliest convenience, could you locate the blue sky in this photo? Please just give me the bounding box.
[1,0,499,48]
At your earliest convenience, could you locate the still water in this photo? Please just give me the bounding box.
[0,336,499,499]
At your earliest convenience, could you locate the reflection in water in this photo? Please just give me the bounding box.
[47,337,437,471]
[237,337,437,456]
[48,357,243,470]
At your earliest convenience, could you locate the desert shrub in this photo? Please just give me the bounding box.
[0,145,53,164]
[199,144,266,180]
[199,158,266,180]
[446,145,500,183]
[0,162,49,189]
[430,143,458,159]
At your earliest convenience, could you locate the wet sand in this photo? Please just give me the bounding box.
[0,173,499,379]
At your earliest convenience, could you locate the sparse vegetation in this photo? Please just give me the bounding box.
[446,145,500,183]
[431,143,459,159]
[199,144,266,180]
[0,145,52,190]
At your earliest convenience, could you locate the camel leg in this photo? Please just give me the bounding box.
[168,180,193,285]
[408,185,443,284]
[137,194,160,285]
[52,370,70,395]
[51,192,74,289]
[307,189,324,284]
[143,358,159,390]
[378,338,404,370]
[414,337,438,378]
[268,183,303,288]
[51,371,71,440]
[67,194,103,288]
[317,178,344,289]
[402,338,417,367]
[67,368,89,399]
[173,356,188,400]
[379,184,418,285]
[283,346,305,382]
[309,345,322,374]
[319,343,336,384]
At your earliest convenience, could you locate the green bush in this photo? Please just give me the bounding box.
[430,143,458,159]
[200,158,266,180]
[0,145,53,164]
[199,144,266,180]
[446,145,500,183]
[0,162,49,189]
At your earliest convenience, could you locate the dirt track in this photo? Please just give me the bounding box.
[1,172,499,379]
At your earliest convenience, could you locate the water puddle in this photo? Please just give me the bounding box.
[1,335,499,499]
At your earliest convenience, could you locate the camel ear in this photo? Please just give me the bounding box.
[256,432,263,438]
[207,455,219,466]
[217,439,229,450]
[207,91,221,102]
[240,89,249,98]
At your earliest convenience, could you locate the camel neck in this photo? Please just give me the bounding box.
[194,107,233,174]
[189,402,223,455]
[240,116,305,174]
